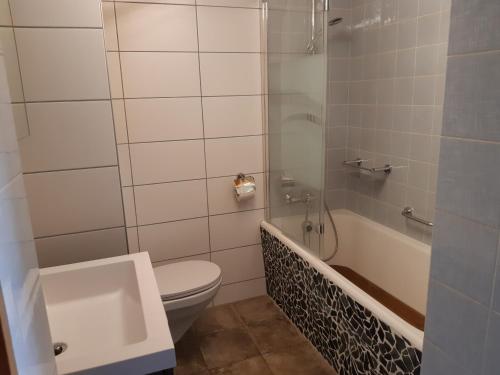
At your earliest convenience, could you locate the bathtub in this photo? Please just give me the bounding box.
[260,209,430,374]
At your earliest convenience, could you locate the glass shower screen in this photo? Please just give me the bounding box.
[265,0,328,257]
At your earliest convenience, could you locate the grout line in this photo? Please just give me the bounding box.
[194,0,213,262]
[34,225,126,240]
[23,164,119,175]
[127,171,265,187]
[99,0,132,253]
[111,0,141,253]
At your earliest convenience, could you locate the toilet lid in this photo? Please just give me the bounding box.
[154,261,222,301]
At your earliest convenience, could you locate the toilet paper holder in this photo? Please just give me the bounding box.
[233,173,256,202]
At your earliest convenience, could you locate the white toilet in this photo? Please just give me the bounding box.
[153,260,222,343]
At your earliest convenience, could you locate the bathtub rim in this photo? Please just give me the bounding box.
[260,219,425,351]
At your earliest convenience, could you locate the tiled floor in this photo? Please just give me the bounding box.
[174,295,337,375]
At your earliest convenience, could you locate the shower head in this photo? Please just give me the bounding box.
[328,17,343,26]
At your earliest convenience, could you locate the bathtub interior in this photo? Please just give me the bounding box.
[274,209,431,315]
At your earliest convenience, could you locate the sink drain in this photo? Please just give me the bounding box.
[53,342,67,356]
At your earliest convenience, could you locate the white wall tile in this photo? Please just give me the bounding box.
[134,180,207,225]
[130,140,205,185]
[0,28,23,102]
[102,2,118,51]
[138,217,209,262]
[122,186,136,227]
[209,209,263,251]
[0,0,12,25]
[117,144,132,186]
[127,227,139,253]
[107,52,123,99]
[212,245,264,285]
[207,173,264,215]
[197,0,260,8]
[24,167,125,237]
[20,101,117,172]
[15,28,110,101]
[213,278,266,306]
[35,227,127,268]
[205,135,263,177]
[153,253,210,268]
[112,99,128,144]
[197,7,260,52]
[121,52,200,98]
[126,98,203,142]
[116,3,197,51]
[11,103,28,140]
[10,0,102,27]
[115,0,195,4]
[203,96,263,138]
[200,53,262,96]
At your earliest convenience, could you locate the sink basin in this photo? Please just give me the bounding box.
[40,253,175,374]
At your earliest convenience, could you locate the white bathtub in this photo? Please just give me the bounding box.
[262,209,431,350]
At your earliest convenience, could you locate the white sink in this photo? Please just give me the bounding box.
[40,253,175,374]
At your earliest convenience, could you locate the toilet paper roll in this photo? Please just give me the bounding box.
[233,173,256,202]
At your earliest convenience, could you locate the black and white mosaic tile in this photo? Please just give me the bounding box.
[260,227,422,375]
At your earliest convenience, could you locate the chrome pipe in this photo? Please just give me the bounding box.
[401,207,434,227]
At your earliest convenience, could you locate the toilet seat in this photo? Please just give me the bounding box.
[154,261,222,302]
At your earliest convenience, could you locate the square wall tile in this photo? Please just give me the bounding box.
[127,227,139,253]
[431,210,498,306]
[421,340,472,375]
[203,96,263,138]
[0,28,23,102]
[197,0,260,7]
[437,138,500,228]
[36,227,127,268]
[134,180,207,225]
[102,2,118,51]
[115,0,195,4]
[126,98,203,142]
[212,245,265,285]
[15,28,110,101]
[20,101,117,173]
[121,52,200,98]
[11,103,28,140]
[153,253,210,268]
[449,0,500,55]
[200,53,262,96]
[213,278,266,306]
[443,52,500,142]
[425,280,488,373]
[205,135,263,178]
[10,0,102,27]
[207,173,265,215]
[106,52,123,99]
[130,140,205,185]
[24,167,125,238]
[138,217,209,262]
[122,186,136,227]
[117,144,132,186]
[115,3,197,51]
[209,209,264,251]
[0,0,11,25]
[197,7,260,52]
[483,311,500,374]
[112,100,128,144]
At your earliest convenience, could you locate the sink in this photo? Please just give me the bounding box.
[40,253,175,374]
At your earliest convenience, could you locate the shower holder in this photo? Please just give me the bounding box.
[343,158,392,175]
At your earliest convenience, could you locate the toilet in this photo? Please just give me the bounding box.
[154,260,222,343]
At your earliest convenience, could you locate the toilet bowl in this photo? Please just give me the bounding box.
[154,260,222,343]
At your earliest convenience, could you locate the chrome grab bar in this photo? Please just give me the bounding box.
[343,158,392,175]
[401,206,434,227]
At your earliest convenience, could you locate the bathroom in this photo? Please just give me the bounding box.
[0,0,499,374]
